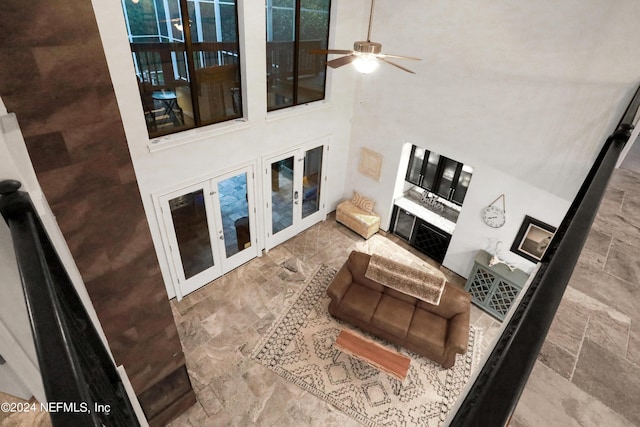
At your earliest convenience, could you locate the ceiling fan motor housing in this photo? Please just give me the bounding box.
[353,41,382,55]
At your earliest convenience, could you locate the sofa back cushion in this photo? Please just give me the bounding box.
[383,287,418,305]
[416,285,470,319]
[347,251,385,293]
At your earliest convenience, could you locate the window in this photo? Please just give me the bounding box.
[121,0,242,138]
[266,0,331,111]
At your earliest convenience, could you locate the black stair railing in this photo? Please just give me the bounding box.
[0,180,140,427]
[450,84,640,426]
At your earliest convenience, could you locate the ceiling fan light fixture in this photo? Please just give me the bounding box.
[353,41,382,55]
[309,1,421,74]
[353,54,379,74]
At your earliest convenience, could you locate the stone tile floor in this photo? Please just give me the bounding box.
[168,153,640,427]
[166,216,502,426]
[4,155,639,426]
[511,158,640,425]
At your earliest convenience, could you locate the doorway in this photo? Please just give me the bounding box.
[264,143,327,249]
[158,165,258,299]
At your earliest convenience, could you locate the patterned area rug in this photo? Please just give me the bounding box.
[251,265,483,427]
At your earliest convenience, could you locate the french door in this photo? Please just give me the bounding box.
[159,165,258,299]
[264,143,327,249]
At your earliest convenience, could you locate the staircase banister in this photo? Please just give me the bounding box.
[449,83,640,426]
[1,182,98,425]
[0,180,140,426]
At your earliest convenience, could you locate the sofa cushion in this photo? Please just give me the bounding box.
[372,295,415,338]
[407,309,448,356]
[340,282,382,322]
[346,251,385,292]
[365,254,445,305]
[416,285,470,319]
[384,287,418,305]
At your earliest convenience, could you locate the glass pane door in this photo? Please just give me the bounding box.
[270,156,295,235]
[436,158,458,198]
[302,145,323,219]
[160,182,222,298]
[213,166,259,272]
[168,189,214,279]
[218,173,250,258]
[160,166,259,300]
[264,143,326,250]
[423,152,440,191]
[452,164,474,205]
[406,146,425,185]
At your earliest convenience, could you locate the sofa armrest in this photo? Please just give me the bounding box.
[326,263,353,305]
[446,309,470,355]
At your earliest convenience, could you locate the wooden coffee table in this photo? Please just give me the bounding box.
[333,329,411,381]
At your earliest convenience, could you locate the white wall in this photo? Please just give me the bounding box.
[343,0,640,277]
[444,164,570,275]
[344,128,571,276]
[93,0,369,298]
[0,362,32,401]
[94,0,640,291]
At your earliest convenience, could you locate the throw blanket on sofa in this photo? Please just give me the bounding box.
[364,254,446,305]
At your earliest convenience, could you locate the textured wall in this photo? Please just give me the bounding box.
[0,1,194,424]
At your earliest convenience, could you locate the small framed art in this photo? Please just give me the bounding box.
[510,215,556,263]
[358,147,383,181]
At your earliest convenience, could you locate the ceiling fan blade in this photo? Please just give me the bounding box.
[326,54,357,69]
[309,49,354,55]
[381,53,422,61]
[380,58,416,74]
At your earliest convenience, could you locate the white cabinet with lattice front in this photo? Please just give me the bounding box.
[464,250,529,321]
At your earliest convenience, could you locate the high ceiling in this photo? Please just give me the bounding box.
[349,0,640,199]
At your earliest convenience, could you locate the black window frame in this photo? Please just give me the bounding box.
[124,0,243,139]
[266,0,332,112]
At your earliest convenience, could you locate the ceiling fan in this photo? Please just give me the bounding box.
[312,0,422,74]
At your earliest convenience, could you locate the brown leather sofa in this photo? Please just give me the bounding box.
[327,251,471,368]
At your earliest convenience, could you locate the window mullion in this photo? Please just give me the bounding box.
[179,0,202,125]
[214,0,223,64]
[293,0,301,106]
[162,0,173,42]
[194,0,203,43]
[266,0,273,41]
[121,0,133,43]
[153,0,162,42]
[193,0,205,67]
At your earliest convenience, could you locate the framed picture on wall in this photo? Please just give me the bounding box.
[358,147,384,181]
[510,215,557,263]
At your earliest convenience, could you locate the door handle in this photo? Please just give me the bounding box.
[294,190,299,204]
